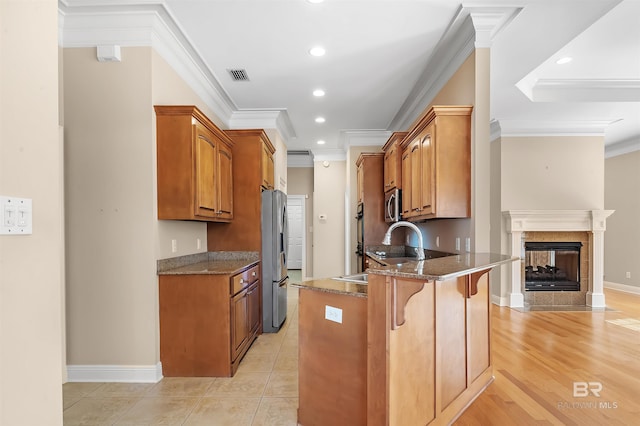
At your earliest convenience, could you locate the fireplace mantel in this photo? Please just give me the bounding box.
[503,210,614,308]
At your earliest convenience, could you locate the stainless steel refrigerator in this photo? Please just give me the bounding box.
[261,189,288,333]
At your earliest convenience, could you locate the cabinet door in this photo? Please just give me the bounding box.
[409,138,422,215]
[356,164,364,204]
[247,282,261,336]
[194,123,218,218]
[401,148,412,217]
[384,145,398,191]
[419,125,434,215]
[262,144,275,190]
[230,289,249,361]
[217,141,233,220]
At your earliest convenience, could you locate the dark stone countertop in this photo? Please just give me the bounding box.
[292,278,367,298]
[367,252,517,281]
[157,251,259,275]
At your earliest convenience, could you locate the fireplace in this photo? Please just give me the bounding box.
[524,242,582,291]
[503,210,614,308]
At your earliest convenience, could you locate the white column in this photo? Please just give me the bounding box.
[586,210,613,307]
[508,230,524,307]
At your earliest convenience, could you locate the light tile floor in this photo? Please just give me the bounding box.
[63,281,302,426]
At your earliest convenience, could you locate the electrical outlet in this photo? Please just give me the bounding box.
[455,238,460,251]
[436,236,440,247]
[171,239,178,253]
[626,272,631,279]
[197,238,201,250]
[465,237,471,252]
[325,305,342,323]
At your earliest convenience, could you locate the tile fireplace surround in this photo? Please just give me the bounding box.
[503,210,614,308]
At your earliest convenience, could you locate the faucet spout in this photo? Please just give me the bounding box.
[382,221,425,261]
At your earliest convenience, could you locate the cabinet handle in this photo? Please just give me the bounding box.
[239,279,244,284]
[252,272,257,277]
[385,183,391,187]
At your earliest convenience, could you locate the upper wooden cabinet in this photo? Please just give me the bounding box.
[400,105,472,221]
[207,129,276,252]
[382,132,408,193]
[261,142,275,190]
[155,105,234,222]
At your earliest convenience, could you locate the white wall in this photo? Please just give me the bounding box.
[1,0,64,424]
[313,160,346,278]
[604,150,640,289]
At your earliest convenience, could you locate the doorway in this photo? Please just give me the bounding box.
[286,195,305,278]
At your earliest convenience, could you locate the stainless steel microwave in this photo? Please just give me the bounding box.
[384,189,401,223]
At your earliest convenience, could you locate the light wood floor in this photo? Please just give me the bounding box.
[456,288,640,425]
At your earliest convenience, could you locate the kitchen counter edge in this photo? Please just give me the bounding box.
[157,251,259,275]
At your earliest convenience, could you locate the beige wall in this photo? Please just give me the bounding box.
[64,47,158,366]
[64,47,222,371]
[500,136,605,211]
[265,129,288,192]
[604,150,640,288]
[411,52,478,254]
[347,145,384,274]
[313,160,346,278]
[1,0,64,424]
[287,167,314,277]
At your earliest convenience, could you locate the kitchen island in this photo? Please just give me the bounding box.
[293,253,516,426]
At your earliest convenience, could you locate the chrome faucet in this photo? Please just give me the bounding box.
[382,221,425,261]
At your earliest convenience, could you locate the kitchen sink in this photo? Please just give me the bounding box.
[332,273,368,284]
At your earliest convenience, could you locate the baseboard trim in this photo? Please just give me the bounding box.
[491,294,509,306]
[605,281,640,295]
[67,362,163,383]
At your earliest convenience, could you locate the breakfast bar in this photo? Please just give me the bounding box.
[294,252,516,426]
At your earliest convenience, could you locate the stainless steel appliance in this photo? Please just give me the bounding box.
[384,188,401,223]
[261,189,289,333]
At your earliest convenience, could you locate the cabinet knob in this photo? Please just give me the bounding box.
[252,272,257,277]
[240,279,244,284]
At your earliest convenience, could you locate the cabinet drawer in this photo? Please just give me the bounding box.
[231,264,260,295]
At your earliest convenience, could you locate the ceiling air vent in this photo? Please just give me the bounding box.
[288,150,312,156]
[227,68,250,81]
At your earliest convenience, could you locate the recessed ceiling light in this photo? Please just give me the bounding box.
[307,0,324,3]
[556,57,573,65]
[315,117,326,123]
[317,140,326,145]
[313,89,325,97]
[309,46,326,57]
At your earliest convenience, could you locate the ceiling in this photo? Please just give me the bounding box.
[60,0,640,158]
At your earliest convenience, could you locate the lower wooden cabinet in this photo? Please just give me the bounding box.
[159,262,261,377]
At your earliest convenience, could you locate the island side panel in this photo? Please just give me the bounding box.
[467,271,491,382]
[298,288,367,426]
[389,278,436,426]
[436,276,468,411]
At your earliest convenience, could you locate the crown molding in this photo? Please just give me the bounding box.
[605,136,640,158]
[496,119,615,138]
[312,150,346,162]
[340,130,391,149]
[530,79,640,102]
[58,0,237,124]
[489,119,501,142]
[390,5,522,131]
[228,109,297,143]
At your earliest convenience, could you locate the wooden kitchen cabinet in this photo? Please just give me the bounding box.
[400,105,472,221]
[261,142,275,190]
[159,262,261,377]
[155,105,234,222]
[382,131,408,192]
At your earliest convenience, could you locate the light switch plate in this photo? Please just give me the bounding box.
[1,196,32,235]
[325,305,343,323]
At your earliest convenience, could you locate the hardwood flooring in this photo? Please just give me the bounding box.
[455,288,640,425]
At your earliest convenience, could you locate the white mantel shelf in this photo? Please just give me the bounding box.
[503,210,614,308]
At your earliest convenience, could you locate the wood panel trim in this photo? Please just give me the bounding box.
[391,279,425,330]
[466,268,491,298]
